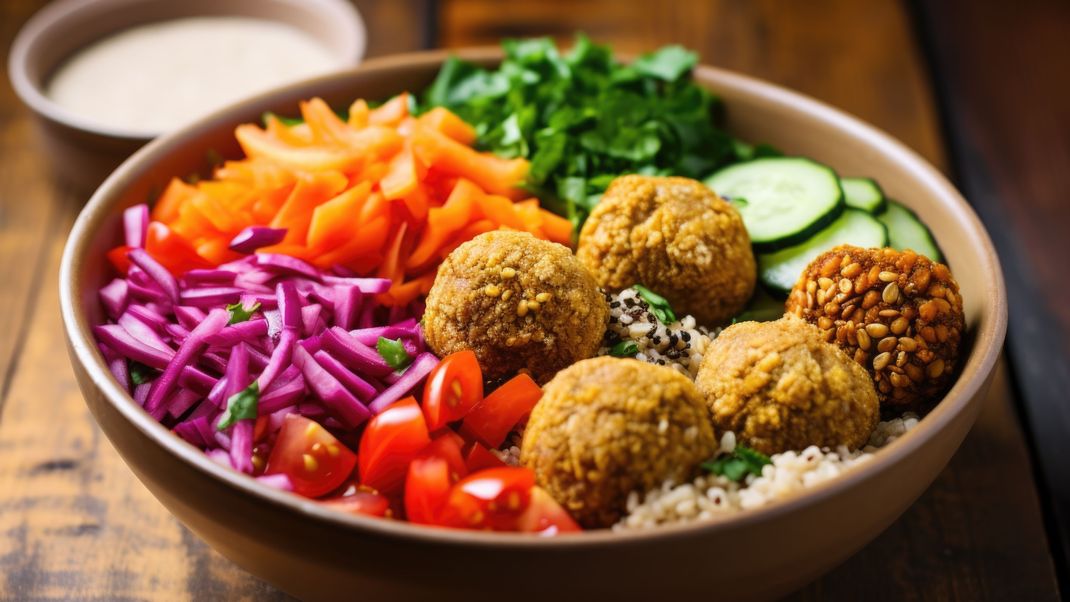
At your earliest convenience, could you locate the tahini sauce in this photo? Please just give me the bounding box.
[47,17,342,133]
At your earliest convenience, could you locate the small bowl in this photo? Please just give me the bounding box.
[60,49,1007,601]
[8,0,365,192]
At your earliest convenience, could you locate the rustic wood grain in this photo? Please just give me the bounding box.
[0,0,1060,599]
[915,0,1070,586]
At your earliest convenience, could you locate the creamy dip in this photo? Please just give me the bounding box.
[46,17,342,133]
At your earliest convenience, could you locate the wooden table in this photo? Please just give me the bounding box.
[0,0,1065,599]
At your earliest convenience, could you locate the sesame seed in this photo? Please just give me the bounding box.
[501,267,516,279]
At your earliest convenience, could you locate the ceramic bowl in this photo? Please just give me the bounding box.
[59,48,1007,601]
[8,0,365,192]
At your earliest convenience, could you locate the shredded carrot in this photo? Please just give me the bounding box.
[122,94,573,306]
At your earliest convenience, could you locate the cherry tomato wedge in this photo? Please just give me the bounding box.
[516,486,581,534]
[465,442,507,472]
[145,222,209,274]
[437,467,536,531]
[321,490,393,518]
[404,456,452,525]
[424,432,468,481]
[422,350,483,431]
[459,374,542,448]
[264,415,357,498]
[106,245,133,275]
[358,397,431,495]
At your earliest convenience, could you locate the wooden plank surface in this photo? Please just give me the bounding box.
[915,0,1070,586]
[0,0,1060,599]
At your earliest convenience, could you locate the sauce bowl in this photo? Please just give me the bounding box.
[8,0,365,192]
[59,49,1007,601]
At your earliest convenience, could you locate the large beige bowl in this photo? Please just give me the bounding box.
[59,49,1006,601]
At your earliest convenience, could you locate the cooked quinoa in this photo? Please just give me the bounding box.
[613,413,919,530]
[598,287,720,379]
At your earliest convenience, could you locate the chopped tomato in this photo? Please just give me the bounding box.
[404,432,468,524]
[404,456,452,525]
[421,350,483,431]
[321,490,393,518]
[264,415,357,498]
[106,245,133,275]
[516,486,581,535]
[465,442,507,472]
[253,415,269,441]
[437,467,535,531]
[358,397,430,495]
[460,374,542,448]
[424,432,468,481]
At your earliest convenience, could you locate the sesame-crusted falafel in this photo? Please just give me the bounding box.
[422,231,608,384]
[520,357,717,528]
[695,316,879,455]
[785,245,965,409]
[577,175,756,326]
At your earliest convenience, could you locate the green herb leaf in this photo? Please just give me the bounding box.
[217,382,260,431]
[609,340,639,357]
[633,45,697,81]
[419,36,743,238]
[226,301,261,325]
[377,337,412,371]
[129,361,156,386]
[634,284,677,324]
[701,445,772,482]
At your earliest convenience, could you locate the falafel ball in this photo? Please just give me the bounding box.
[576,175,756,326]
[423,230,608,384]
[695,316,879,455]
[785,245,965,409]
[520,357,717,528]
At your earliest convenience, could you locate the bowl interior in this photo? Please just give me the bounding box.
[60,49,1007,548]
[10,0,366,139]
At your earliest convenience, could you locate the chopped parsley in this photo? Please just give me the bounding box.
[128,361,156,386]
[421,35,747,235]
[701,445,772,482]
[226,301,261,325]
[634,284,677,324]
[217,382,260,431]
[609,340,639,357]
[376,337,412,371]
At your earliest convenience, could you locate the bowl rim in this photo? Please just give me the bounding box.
[59,47,1008,549]
[7,0,367,140]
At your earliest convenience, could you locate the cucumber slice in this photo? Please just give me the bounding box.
[840,177,887,214]
[878,200,943,262]
[704,157,844,252]
[758,209,889,294]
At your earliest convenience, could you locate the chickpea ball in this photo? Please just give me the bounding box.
[785,245,965,408]
[423,231,608,384]
[695,316,879,455]
[577,175,756,326]
[521,357,717,528]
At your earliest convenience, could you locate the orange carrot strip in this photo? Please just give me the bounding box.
[380,143,420,201]
[269,171,349,244]
[348,99,370,129]
[153,178,197,223]
[251,184,296,224]
[474,194,527,231]
[236,124,361,172]
[539,209,573,245]
[417,107,477,145]
[369,93,410,127]
[310,215,390,269]
[411,125,529,199]
[389,271,436,306]
[307,181,373,251]
[406,178,480,269]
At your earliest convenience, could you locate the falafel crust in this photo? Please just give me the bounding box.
[695,317,879,455]
[520,357,717,528]
[422,231,608,384]
[784,245,964,409]
[576,175,756,326]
